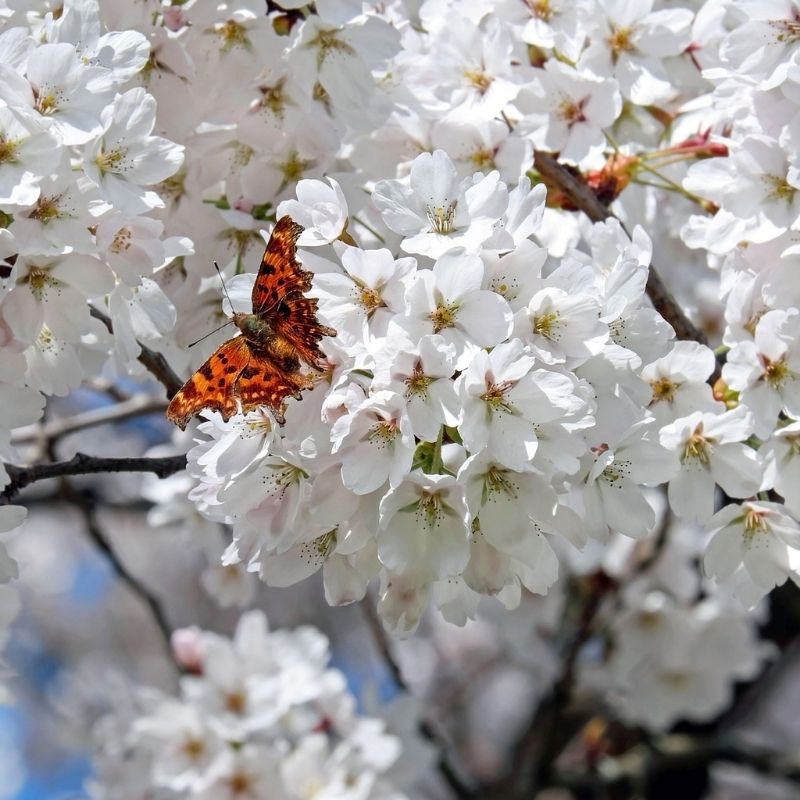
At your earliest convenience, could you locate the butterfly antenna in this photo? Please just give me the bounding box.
[214,260,237,314]
[187,319,234,348]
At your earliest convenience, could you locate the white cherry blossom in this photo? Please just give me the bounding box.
[514,286,608,366]
[517,60,622,164]
[705,501,800,608]
[373,333,460,442]
[0,107,60,207]
[395,247,512,368]
[373,149,509,258]
[641,341,724,426]
[378,471,470,583]
[332,390,415,494]
[84,87,185,215]
[0,41,114,145]
[579,0,694,105]
[660,407,763,523]
[456,339,586,472]
[277,177,349,246]
[761,419,800,517]
[724,308,800,438]
[313,244,416,341]
[577,419,678,540]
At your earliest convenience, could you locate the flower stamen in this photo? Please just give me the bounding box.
[429,301,459,332]
[426,201,457,234]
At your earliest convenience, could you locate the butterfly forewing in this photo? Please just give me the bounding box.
[236,352,309,424]
[253,215,335,370]
[272,291,337,369]
[166,337,251,430]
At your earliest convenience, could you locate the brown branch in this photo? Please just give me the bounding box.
[2,452,187,502]
[532,150,720,379]
[84,377,132,402]
[552,735,800,792]
[498,573,612,799]
[90,306,184,398]
[11,394,167,446]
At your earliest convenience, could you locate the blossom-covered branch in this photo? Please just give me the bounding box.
[0,1,799,796]
[532,150,714,354]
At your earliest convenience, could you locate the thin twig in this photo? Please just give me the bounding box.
[62,483,175,659]
[84,377,132,402]
[2,452,187,502]
[532,150,720,380]
[90,306,184,398]
[11,394,167,446]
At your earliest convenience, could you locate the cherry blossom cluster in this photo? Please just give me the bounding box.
[122,2,799,639]
[570,516,774,731]
[185,171,688,638]
[89,611,412,800]
[0,1,186,405]
[677,0,800,607]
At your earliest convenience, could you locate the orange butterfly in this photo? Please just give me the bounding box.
[166,216,336,429]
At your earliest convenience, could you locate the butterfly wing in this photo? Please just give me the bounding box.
[166,336,310,429]
[166,337,252,430]
[236,350,311,425]
[252,215,309,315]
[254,215,336,370]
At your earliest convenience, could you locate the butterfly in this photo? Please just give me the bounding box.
[166,216,336,430]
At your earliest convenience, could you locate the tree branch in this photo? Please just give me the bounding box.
[2,452,187,502]
[501,573,612,798]
[11,394,167,446]
[90,306,184,399]
[552,735,800,792]
[532,150,720,378]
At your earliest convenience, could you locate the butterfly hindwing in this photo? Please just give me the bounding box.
[272,291,337,369]
[236,350,311,424]
[166,337,251,430]
[252,216,309,315]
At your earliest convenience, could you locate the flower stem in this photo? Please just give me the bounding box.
[351,214,386,244]
[430,426,444,474]
[634,160,711,208]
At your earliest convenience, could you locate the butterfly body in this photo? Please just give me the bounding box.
[232,311,300,371]
[166,216,335,430]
